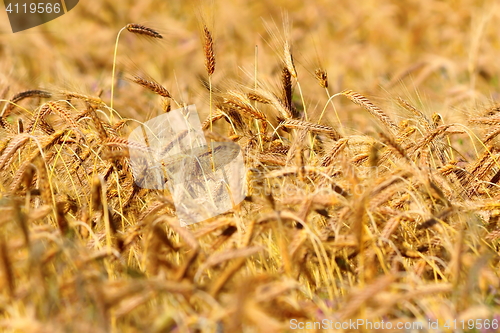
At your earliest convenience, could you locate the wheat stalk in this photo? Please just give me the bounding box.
[110,24,162,111]
[0,238,14,297]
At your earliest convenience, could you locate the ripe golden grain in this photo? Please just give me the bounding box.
[1,14,499,332]
[2,89,52,118]
[342,89,398,132]
[131,75,171,98]
[314,68,328,88]
[203,26,216,76]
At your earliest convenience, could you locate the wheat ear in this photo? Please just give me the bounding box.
[0,117,15,134]
[281,118,341,140]
[62,90,104,106]
[2,89,52,118]
[131,75,171,98]
[202,25,216,134]
[111,24,162,111]
[283,41,297,78]
[0,133,31,171]
[282,66,294,117]
[203,26,216,76]
[342,90,398,132]
[397,97,432,131]
[125,24,163,39]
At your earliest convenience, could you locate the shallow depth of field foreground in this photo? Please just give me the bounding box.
[1,0,500,332]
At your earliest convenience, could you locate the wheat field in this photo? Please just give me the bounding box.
[1,0,500,332]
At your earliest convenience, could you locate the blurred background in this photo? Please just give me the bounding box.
[1,0,499,127]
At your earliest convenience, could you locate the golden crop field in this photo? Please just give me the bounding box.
[1,0,500,332]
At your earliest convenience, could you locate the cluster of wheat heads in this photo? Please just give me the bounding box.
[0,23,499,332]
